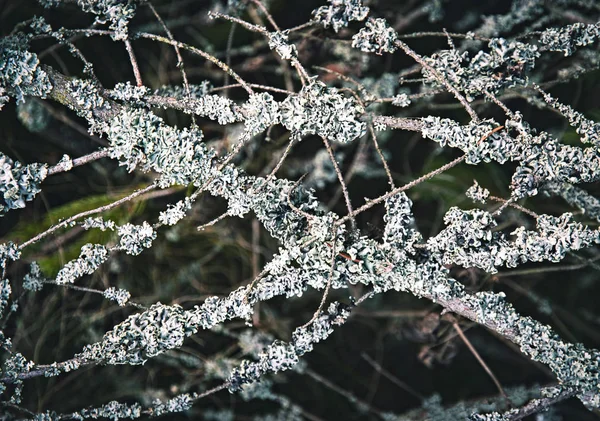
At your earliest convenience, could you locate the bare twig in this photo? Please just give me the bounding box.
[123,39,143,86]
[449,318,509,400]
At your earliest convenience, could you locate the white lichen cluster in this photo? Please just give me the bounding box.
[228,302,350,391]
[55,244,110,285]
[427,208,600,274]
[539,22,600,56]
[420,115,600,198]
[267,31,297,60]
[22,262,45,292]
[72,0,136,41]
[312,0,370,33]
[279,81,366,143]
[107,108,209,186]
[538,87,600,147]
[109,82,150,104]
[158,197,192,226]
[543,182,600,222]
[466,180,490,204]
[103,287,131,307]
[352,18,398,55]
[67,78,108,124]
[117,222,156,256]
[423,38,539,99]
[78,302,189,365]
[82,217,117,231]
[0,37,52,103]
[0,152,48,215]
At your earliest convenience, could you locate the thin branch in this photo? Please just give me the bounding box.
[300,226,336,328]
[369,123,395,188]
[47,150,110,175]
[449,318,509,400]
[361,353,424,400]
[336,154,466,226]
[503,387,577,420]
[123,39,143,86]
[321,135,357,232]
[145,1,192,99]
[394,39,480,122]
[19,183,156,250]
[135,32,254,94]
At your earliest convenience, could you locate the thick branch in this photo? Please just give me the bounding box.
[43,65,122,122]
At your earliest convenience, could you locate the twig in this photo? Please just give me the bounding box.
[336,154,466,226]
[123,39,143,86]
[136,32,254,94]
[449,318,509,401]
[394,39,480,122]
[48,150,110,175]
[369,123,395,188]
[321,135,357,232]
[361,352,424,400]
[300,226,336,328]
[19,183,156,250]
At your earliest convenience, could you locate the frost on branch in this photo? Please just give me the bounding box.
[0,153,48,216]
[311,0,369,33]
[352,18,398,55]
